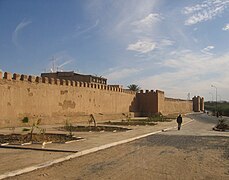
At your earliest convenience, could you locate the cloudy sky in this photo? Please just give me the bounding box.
[0,0,229,101]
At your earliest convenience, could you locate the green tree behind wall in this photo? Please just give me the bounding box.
[127,84,141,92]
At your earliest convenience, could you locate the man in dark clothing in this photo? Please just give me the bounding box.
[177,114,182,130]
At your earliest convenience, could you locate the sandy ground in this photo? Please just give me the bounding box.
[7,114,229,180]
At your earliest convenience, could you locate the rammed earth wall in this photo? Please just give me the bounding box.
[0,71,203,128]
[0,72,137,128]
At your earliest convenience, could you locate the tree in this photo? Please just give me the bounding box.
[127,84,141,92]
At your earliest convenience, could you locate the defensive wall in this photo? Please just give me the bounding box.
[135,90,194,116]
[0,71,204,128]
[193,96,204,112]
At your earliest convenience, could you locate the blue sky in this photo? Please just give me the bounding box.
[0,0,229,101]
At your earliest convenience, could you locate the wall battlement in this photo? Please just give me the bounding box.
[192,96,204,112]
[0,70,204,128]
[0,71,134,94]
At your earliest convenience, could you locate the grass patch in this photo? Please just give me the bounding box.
[103,114,175,126]
[103,120,157,126]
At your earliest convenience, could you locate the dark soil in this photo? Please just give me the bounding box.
[0,133,83,144]
[213,119,229,131]
[132,118,172,122]
[59,125,131,132]
[103,121,157,126]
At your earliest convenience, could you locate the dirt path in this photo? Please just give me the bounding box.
[6,114,229,180]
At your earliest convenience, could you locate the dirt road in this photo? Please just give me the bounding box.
[7,114,229,180]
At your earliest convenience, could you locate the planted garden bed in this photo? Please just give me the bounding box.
[59,125,131,132]
[0,133,83,145]
[213,119,229,132]
[102,115,174,126]
[103,120,157,126]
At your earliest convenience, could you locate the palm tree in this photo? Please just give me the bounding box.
[127,84,141,92]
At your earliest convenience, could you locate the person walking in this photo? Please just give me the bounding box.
[177,114,182,130]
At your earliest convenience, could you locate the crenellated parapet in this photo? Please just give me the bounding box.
[0,71,133,94]
[192,96,201,112]
[136,89,159,116]
[0,70,205,127]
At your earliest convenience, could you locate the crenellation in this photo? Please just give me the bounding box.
[28,75,36,82]
[4,72,12,80]
[42,77,49,84]
[35,76,42,83]
[150,90,156,94]
[100,84,104,90]
[71,80,75,86]
[0,70,204,128]
[48,78,55,85]
[20,74,28,81]
[55,79,60,85]
[66,80,71,86]
[60,79,66,86]
[75,81,79,87]
[12,73,21,81]
[79,82,83,87]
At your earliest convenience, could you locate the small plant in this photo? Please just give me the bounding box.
[21,117,42,141]
[122,113,131,122]
[88,114,97,127]
[64,120,74,136]
[215,118,229,130]
[147,113,166,122]
[126,113,131,122]
[9,127,15,134]
[40,128,46,141]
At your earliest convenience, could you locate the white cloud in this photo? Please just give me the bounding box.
[105,68,142,81]
[201,45,214,55]
[137,51,229,100]
[132,13,162,28]
[12,19,32,46]
[46,51,75,72]
[222,23,229,30]
[127,39,156,53]
[131,13,163,34]
[159,39,174,47]
[183,0,229,25]
[74,19,99,37]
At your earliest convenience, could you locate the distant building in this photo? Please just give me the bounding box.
[41,71,107,85]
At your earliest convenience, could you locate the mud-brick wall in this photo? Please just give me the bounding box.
[136,90,158,116]
[163,98,193,115]
[0,72,136,128]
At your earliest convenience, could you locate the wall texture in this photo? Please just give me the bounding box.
[163,98,193,115]
[136,90,193,116]
[0,72,136,127]
[0,71,203,128]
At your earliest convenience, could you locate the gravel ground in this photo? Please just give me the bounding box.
[7,134,229,180]
[6,114,229,180]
